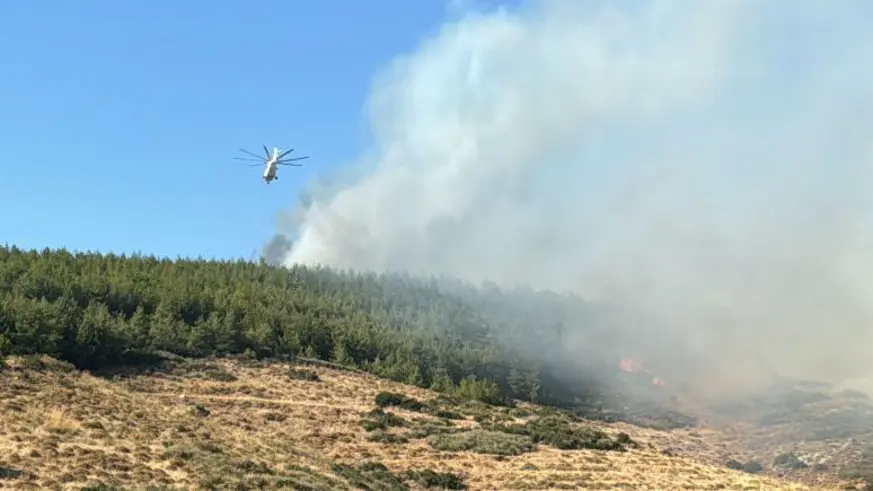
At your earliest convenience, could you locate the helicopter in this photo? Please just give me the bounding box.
[235,145,310,184]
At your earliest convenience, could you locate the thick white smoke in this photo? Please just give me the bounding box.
[282,0,873,387]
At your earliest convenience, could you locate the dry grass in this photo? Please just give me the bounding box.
[0,355,841,490]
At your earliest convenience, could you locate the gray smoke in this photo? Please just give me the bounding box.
[261,234,293,266]
[279,0,873,392]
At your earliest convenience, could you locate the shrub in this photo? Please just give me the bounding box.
[0,466,26,479]
[367,430,409,444]
[405,469,466,490]
[773,452,808,470]
[615,432,638,447]
[186,403,210,417]
[485,415,634,452]
[80,485,124,491]
[407,424,463,439]
[527,415,623,451]
[360,408,408,432]
[454,376,505,406]
[288,367,320,381]
[331,462,409,491]
[375,392,426,412]
[508,407,533,418]
[742,460,763,473]
[433,409,464,420]
[429,430,535,456]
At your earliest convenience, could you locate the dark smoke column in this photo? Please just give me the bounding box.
[261,234,294,266]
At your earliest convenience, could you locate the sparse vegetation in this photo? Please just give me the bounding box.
[331,462,410,490]
[288,367,321,381]
[375,391,427,412]
[482,413,636,452]
[405,469,467,490]
[743,460,764,474]
[360,408,409,431]
[367,430,410,444]
[0,355,841,490]
[774,452,809,470]
[429,430,536,455]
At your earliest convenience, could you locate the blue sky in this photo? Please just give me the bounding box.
[0,1,463,260]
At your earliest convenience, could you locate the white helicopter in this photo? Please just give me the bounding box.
[235,145,310,184]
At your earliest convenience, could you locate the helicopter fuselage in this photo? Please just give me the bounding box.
[263,161,278,183]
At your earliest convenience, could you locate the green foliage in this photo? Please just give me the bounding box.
[0,466,25,480]
[0,245,678,422]
[0,334,11,356]
[360,408,408,431]
[431,409,464,420]
[373,392,470,424]
[171,359,237,382]
[429,429,535,455]
[331,462,409,491]
[406,423,463,439]
[772,452,808,469]
[375,392,427,412]
[454,375,505,405]
[328,462,465,491]
[367,430,409,444]
[483,413,635,452]
[404,469,466,490]
[525,414,626,451]
[287,367,320,381]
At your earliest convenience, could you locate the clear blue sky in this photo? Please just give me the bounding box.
[0,1,471,260]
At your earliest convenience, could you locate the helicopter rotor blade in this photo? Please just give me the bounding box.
[277,163,303,167]
[249,164,262,167]
[238,148,264,160]
[277,148,296,159]
[278,156,310,163]
[263,145,271,158]
[234,157,263,162]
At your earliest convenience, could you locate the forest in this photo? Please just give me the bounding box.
[0,245,685,426]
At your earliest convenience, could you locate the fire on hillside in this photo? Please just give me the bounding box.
[620,357,666,387]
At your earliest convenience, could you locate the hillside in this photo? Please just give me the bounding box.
[0,246,678,422]
[2,246,872,489]
[0,354,830,490]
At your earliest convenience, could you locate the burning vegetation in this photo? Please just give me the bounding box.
[619,357,667,387]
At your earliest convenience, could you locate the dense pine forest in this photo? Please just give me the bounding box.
[0,245,687,426]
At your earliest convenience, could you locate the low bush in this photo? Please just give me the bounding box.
[483,414,636,452]
[367,430,409,444]
[375,392,426,412]
[288,367,320,382]
[404,469,466,490]
[429,430,535,456]
[360,408,408,432]
[331,462,408,491]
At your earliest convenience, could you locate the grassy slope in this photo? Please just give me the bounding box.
[0,356,833,490]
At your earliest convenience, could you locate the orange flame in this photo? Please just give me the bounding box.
[620,357,666,386]
[619,357,650,374]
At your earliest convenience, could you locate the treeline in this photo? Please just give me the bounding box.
[0,245,631,412]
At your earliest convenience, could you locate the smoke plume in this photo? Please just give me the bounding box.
[261,234,293,266]
[279,0,873,393]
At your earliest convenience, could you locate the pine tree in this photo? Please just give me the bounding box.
[429,367,456,394]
